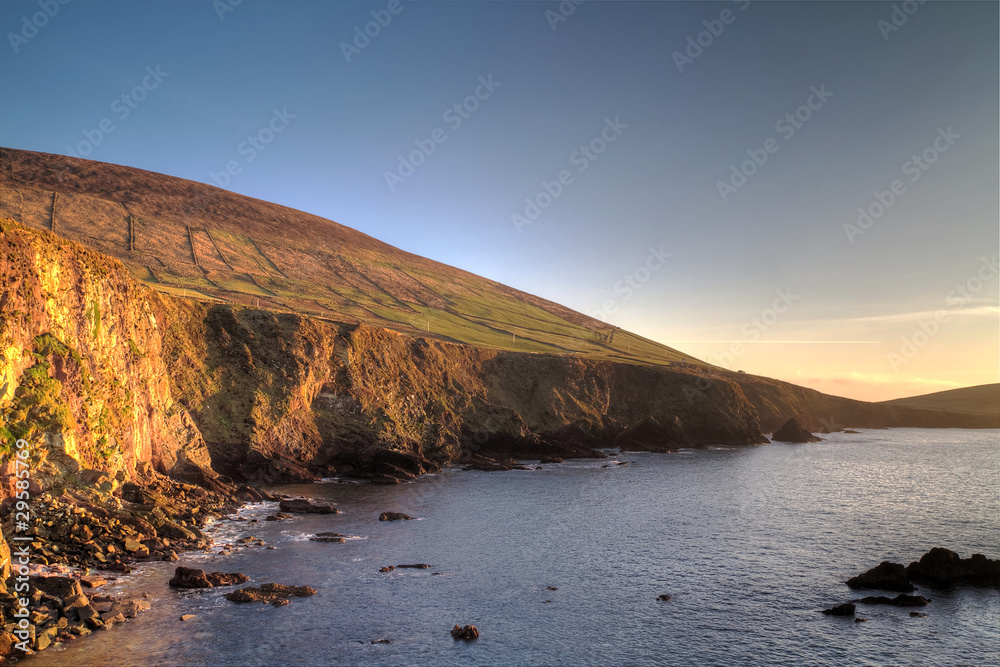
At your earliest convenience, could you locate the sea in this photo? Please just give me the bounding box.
[30,428,1000,666]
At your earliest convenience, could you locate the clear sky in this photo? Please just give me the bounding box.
[1,0,996,402]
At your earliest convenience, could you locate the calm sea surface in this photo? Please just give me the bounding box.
[32,428,1000,666]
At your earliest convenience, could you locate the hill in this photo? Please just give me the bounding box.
[0,147,697,369]
[879,384,999,420]
[0,147,995,492]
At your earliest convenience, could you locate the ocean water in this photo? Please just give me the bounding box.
[32,428,1000,666]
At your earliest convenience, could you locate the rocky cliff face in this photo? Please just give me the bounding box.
[0,220,765,491]
[0,219,217,488]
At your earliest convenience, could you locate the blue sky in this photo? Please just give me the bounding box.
[1,0,997,400]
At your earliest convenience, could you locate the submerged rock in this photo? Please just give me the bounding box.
[771,418,821,443]
[657,594,672,602]
[450,624,480,640]
[397,564,431,569]
[379,512,414,521]
[846,561,914,592]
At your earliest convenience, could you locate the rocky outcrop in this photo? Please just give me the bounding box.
[821,603,855,616]
[379,512,413,522]
[846,561,914,592]
[846,549,999,594]
[278,499,338,514]
[771,418,821,443]
[450,624,479,640]
[224,583,317,606]
[906,548,1000,589]
[168,567,249,588]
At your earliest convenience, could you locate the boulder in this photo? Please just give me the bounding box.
[657,594,672,601]
[846,561,914,592]
[539,456,564,464]
[906,548,1000,588]
[31,576,83,600]
[379,512,414,522]
[821,603,856,616]
[278,499,339,514]
[771,418,822,443]
[168,566,212,588]
[450,624,479,640]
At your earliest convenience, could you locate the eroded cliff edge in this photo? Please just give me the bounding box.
[0,219,765,492]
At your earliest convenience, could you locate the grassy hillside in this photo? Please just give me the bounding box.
[879,384,999,419]
[0,147,702,369]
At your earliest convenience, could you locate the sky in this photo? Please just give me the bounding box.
[0,0,997,402]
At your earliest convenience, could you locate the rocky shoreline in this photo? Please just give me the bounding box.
[0,463,254,660]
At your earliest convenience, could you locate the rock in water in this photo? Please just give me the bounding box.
[821,603,856,616]
[379,512,414,521]
[657,594,672,601]
[771,418,822,443]
[906,548,1000,588]
[278,499,339,514]
[224,583,318,606]
[856,594,930,607]
[450,624,480,640]
[168,567,249,588]
[168,567,212,589]
[846,561,914,592]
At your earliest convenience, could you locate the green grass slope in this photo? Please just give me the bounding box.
[0,147,701,369]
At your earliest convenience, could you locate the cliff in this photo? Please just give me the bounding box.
[0,220,765,493]
[730,372,999,432]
